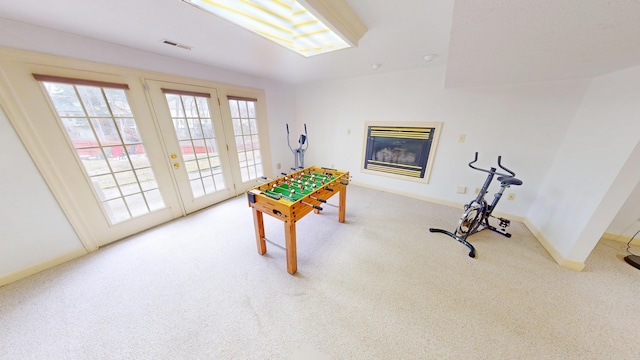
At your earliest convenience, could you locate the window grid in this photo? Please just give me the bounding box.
[229,99,262,182]
[40,81,165,224]
[165,93,225,198]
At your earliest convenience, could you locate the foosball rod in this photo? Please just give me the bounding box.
[263,186,321,210]
[300,201,322,211]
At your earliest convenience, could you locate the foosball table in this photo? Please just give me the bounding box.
[247,166,350,274]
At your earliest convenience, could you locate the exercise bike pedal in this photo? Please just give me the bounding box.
[497,217,511,228]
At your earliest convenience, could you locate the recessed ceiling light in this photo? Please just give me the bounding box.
[371,64,381,70]
[423,54,437,62]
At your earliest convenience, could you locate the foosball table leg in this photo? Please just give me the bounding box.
[252,208,266,255]
[338,187,347,223]
[284,220,297,275]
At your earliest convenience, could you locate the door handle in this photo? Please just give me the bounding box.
[170,154,180,169]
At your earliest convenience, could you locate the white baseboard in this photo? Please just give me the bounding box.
[600,232,640,245]
[523,219,585,271]
[350,181,463,209]
[349,181,527,223]
[0,248,87,287]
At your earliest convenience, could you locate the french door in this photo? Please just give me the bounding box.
[145,80,235,213]
[145,80,269,212]
[0,57,269,250]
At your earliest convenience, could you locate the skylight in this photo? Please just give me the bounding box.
[182,0,362,57]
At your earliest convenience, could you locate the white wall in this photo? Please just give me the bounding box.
[0,18,296,281]
[607,181,640,237]
[527,65,640,264]
[0,106,84,277]
[295,66,591,218]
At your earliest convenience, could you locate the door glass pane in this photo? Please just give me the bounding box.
[229,99,263,182]
[40,81,166,224]
[164,92,226,198]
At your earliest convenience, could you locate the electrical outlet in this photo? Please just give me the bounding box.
[457,186,466,194]
[276,163,281,170]
[458,134,466,143]
[475,188,481,194]
[507,193,516,200]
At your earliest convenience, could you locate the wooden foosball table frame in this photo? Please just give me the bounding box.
[247,166,349,274]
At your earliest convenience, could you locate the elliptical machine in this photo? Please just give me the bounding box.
[286,123,308,169]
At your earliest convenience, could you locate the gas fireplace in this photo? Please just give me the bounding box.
[362,122,441,182]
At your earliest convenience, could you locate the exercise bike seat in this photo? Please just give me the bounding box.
[497,176,523,186]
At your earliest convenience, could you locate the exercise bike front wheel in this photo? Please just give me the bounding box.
[455,204,484,238]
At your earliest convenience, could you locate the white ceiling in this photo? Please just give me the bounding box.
[0,0,638,87]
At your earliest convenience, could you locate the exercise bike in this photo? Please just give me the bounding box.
[429,152,522,258]
[286,123,308,169]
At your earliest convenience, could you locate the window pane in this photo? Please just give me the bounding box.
[241,119,251,134]
[201,118,214,138]
[193,139,208,159]
[120,120,140,144]
[92,174,119,200]
[239,102,248,118]
[77,86,110,116]
[202,176,215,193]
[243,135,253,150]
[107,147,132,172]
[166,94,185,117]
[92,118,120,144]
[182,96,198,117]
[105,198,129,223]
[174,119,190,141]
[190,179,204,198]
[197,97,210,117]
[198,158,212,177]
[62,118,96,144]
[145,189,165,211]
[229,100,239,117]
[136,168,159,191]
[189,119,203,139]
[104,88,133,116]
[240,167,249,182]
[125,194,148,217]
[78,151,110,176]
[43,83,83,117]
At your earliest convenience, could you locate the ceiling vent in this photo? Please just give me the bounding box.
[161,39,192,51]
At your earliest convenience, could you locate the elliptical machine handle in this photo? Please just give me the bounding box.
[286,123,290,134]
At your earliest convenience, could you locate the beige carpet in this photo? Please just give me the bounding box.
[1,185,639,359]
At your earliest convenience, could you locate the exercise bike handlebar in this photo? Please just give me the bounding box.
[468,152,516,178]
